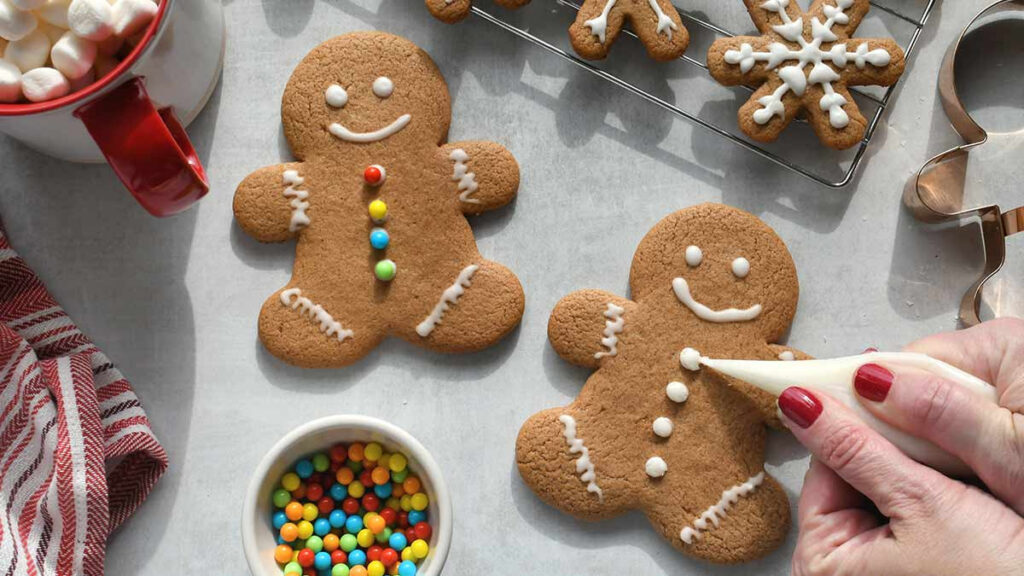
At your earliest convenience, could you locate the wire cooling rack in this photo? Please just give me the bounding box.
[469,0,937,187]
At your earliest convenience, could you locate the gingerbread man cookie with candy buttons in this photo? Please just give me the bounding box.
[516,204,810,563]
[233,33,524,368]
[570,0,689,61]
[707,0,905,149]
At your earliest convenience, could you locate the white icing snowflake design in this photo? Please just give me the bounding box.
[711,0,904,144]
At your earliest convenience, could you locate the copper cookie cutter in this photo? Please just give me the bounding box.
[903,0,1024,326]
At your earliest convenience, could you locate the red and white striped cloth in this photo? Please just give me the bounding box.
[0,225,168,576]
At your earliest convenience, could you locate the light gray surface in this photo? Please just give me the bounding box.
[0,0,1021,574]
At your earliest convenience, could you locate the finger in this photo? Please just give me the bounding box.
[854,362,1024,513]
[904,319,1024,406]
[779,386,950,519]
[798,458,871,525]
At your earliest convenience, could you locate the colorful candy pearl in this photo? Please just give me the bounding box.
[270,446,432,576]
[368,200,388,223]
[375,259,397,282]
[364,165,386,187]
[369,227,390,250]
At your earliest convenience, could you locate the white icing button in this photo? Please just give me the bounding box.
[732,257,750,278]
[652,417,673,438]
[666,381,689,403]
[645,456,668,478]
[778,351,795,361]
[680,347,701,372]
[685,245,702,267]
[325,84,347,108]
[372,76,393,98]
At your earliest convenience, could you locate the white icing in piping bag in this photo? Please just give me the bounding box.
[699,352,998,477]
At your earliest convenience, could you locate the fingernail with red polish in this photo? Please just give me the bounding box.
[862,347,878,354]
[778,387,823,429]
[854,363,893,402]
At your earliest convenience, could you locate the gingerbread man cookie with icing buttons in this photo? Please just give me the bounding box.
[425,0,531,23]
[234,33,524,368]
[707,0,906,150]
[516,203,810,563]
[570,0,690,61]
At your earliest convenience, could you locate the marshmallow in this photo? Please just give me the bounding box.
[50,30,95,79]
[96,32,121,55]
[11,0,45,9]
[4,28,50,71]
[68,0,113,41]
[0,58,20,102]
[111,0,155,37]
[67,64,92,90]
[36,0,72,28]
[36,20,65,43]
[21,66,68,101]
[0,0,38,42]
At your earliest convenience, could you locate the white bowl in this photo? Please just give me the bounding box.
[242,415,452,576]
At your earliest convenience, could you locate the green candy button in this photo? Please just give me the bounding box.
[375,259,397,282]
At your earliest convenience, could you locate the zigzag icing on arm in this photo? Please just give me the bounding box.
[282,170,310,232]
[679,472,765,544]
[449,149,480,204]
[584,0,617,43]
[416,265,480,337]
[594,303,625,359]
[559,414,603,500]
[280,288,354,342]
[645,0,678,39]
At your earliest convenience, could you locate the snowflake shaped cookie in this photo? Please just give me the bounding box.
[570,0,689,61]
[708,0,905,149]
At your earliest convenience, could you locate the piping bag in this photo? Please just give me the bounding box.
[699,352,998,477]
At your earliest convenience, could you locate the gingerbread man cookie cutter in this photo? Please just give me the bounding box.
[903,0,1024,327]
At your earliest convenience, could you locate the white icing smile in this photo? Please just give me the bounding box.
[672,277,762,323]
[328,114,411,143]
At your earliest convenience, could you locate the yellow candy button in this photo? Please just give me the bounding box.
[368,200,388,222]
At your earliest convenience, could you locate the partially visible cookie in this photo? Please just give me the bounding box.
[516,203,809,563]
[234,33,524,368]
[424,0,531,23]
[707,0,905,149]
[569,0,689,61]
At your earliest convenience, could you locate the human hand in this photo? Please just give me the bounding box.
[782,318,1024,576]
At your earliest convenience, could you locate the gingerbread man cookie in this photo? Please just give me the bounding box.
[570,0,689,61]
[424,0,531,23]
[234,33,525,368]
[516,204,808,563]
[707,0,905,149]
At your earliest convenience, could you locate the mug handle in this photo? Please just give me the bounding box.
[74,77,209,217]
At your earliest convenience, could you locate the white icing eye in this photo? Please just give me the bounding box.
[685,245,702,267]
[325,84,348,108]
[372,77,394,99]
[732,257,750,279]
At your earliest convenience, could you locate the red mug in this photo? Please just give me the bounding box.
[0,0,224,217]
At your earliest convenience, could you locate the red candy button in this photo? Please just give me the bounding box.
[364,164,386,186]
[297,548,315,568]
[331,550,347,565]
[362,493,380,512]
[381,548,398,567]
[413,522,431,541]
[367,545,383,561]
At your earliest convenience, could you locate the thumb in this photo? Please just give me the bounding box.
[853,363,1024,514]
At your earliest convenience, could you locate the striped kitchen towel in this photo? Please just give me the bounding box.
[0,225,168,576]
